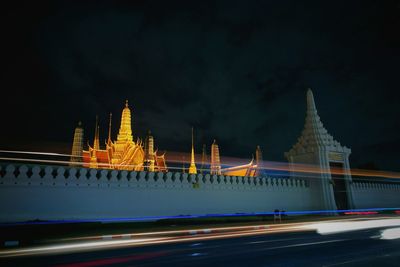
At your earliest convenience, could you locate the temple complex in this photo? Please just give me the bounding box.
[71,101,167,171]
[70,101,262,176]
[6,89,400,223]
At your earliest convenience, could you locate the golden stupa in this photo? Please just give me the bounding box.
[72,100,167,171]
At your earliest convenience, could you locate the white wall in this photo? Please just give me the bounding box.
[0,164,312,222]
[351,181,400,209]
[1,164,398,222]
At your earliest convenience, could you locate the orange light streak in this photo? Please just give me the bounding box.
[1,150,400,180]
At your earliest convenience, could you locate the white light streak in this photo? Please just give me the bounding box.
[303,218,400,235]
[380,227,400,240]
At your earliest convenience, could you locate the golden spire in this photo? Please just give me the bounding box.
[255,145,262,165]
[93,115,100,151]
[189,127,197,174]
[116,100,133,142]
[89,116,100,169]
[107,113,112,144]
[255,145,263,177]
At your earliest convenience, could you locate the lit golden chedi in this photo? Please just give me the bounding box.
[72,100,167,171]
[106,100,144,170]
[188,127,197,174]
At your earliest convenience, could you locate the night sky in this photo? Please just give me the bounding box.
[2,0,400,171]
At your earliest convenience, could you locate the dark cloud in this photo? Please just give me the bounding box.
[1,0,400,171]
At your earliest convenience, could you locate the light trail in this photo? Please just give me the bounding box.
[1,216,397,258]
[259,239,347,251]
[380,227,400,240]
[303,218,400,235]
[0,150,77,158]
[63,216,390,243]
[1,156,400,184]
[0,226,307,257]
[0,207,399,226]
[1,149,400,180]
[62,225,271,243]
[0,157,84,167]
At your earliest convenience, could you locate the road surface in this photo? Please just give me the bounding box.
[1,219,400,266]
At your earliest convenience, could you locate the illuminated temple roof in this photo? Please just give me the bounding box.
[77,100,167,171]
[116,100,133,143]
[285,89,351,158]
[221,160,258,177]
[72,100,263,176]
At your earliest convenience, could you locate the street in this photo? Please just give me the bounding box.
[1,218,400,266]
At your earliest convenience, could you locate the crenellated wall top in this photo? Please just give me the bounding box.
[0,163,309,190]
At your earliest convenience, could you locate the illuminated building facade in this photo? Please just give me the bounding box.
[70,100,266,176]
[71,101,167,171]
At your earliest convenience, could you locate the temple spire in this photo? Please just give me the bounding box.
[255,145,263,177]
[304,88,328,142]
[107,113,112,143]
[210,139,221,175]
[255,145,262,166]
[306,88,317,112]
[144,130,155,172]
[93,116,100,151]
[89,116,100,169]
[116,100,133,143]
[70,121,84,166]
[188,127,197,174]
[285,89,350,159]
[200,144,207,174]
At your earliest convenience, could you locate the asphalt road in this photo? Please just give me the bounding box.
[2,226,400,267]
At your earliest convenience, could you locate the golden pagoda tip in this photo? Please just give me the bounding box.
[125,99,129,107]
